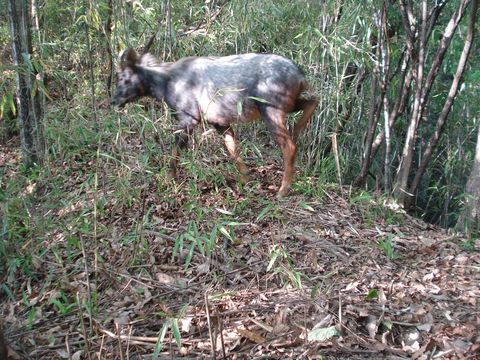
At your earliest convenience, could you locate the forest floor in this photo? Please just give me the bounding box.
[1,135,479,360]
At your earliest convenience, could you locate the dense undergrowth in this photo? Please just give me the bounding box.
[1,0,479,356]
[2,96,477,288]
[2,0,479,228]
[1,98,327,283]
[1,109,478,357]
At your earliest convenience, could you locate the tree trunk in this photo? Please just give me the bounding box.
[85,0,98,124]
[8,0,44,166]
[380,0,392,192]
[104,0,114,100]
[360,1,445,177]
[353,7,385,188]
[394,0,428,205]
[456,123,480,237]
[409,0,478,204]
[368,54,412,168]
[394,0,471,207]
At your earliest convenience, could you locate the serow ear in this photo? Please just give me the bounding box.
[119,48,138,69]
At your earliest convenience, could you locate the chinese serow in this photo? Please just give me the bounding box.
[111,48,317,196]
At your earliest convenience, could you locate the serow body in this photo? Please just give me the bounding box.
[111,48,318,196]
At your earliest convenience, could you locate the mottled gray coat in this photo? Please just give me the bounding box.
[112,49,317,196]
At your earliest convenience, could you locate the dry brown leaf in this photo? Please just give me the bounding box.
[71,350,83,360]
[196,261,210,275]
[237,328,266,344]
[378,288,387,305]
[155,272,175,284]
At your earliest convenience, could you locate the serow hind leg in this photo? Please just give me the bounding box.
[262,107,296,197]
[216,125,249,183]
[292,97,318,143]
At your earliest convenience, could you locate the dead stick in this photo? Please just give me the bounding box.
[218,314,226,359]
[205,292,216,360]
[76,293,92,360]
[116,322,124,360]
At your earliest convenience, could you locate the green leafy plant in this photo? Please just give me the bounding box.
[366,288,378,300]
[256,202,284,222]
[153,318,182,359]
[350,192,405,226]
[461,237,477,251]
[377,234,400,260]
[268,244,303,288]
[50,291,77,315]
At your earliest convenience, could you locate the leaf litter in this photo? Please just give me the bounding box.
[1,139,479,360]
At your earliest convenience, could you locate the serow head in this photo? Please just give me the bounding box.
[111,48,145,107]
